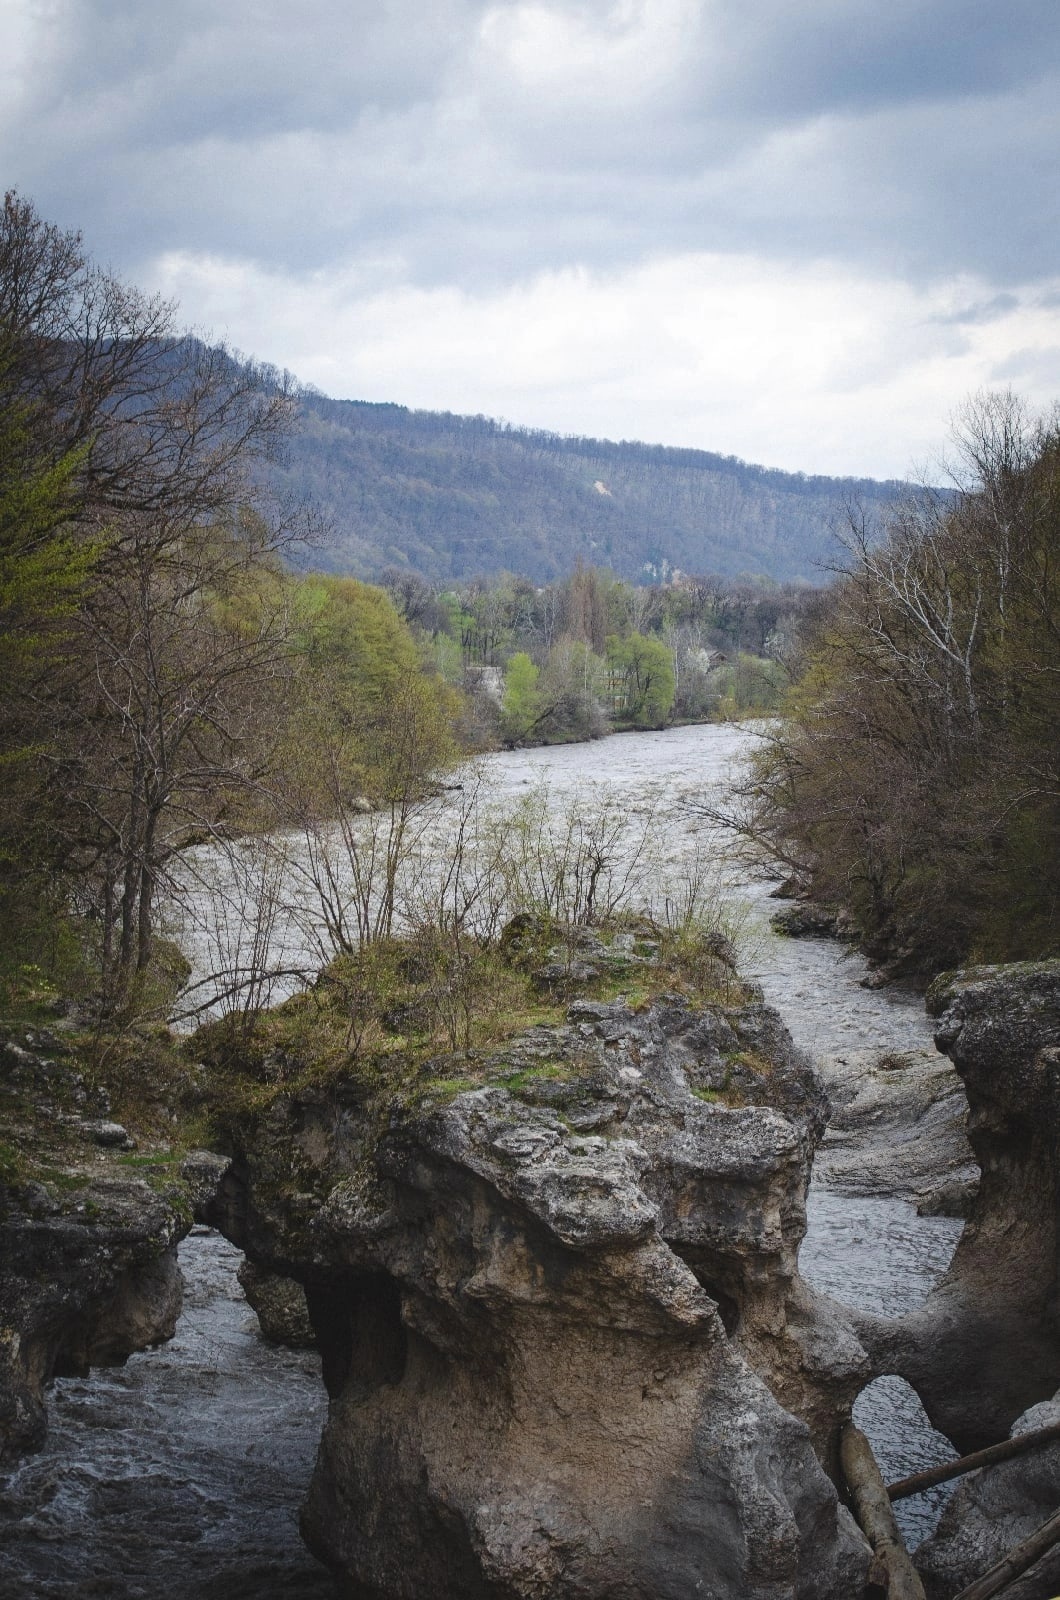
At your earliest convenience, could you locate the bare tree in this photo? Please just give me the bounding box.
[1,193,301,1006]
[0,191,292,525]
[709,395,1060,975]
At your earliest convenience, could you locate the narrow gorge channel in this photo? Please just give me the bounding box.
[0,724,972,1596]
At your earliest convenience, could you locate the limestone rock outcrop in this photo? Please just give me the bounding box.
[915,1390,1060,1598]
[237,1259,316,1347]
[0,1028,191,1463]
[856,960,1060,1453]
[0,1177,187,1462]
[207,992,873,1599]
[812,1045,976,1206]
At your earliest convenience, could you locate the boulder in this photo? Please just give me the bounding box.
[855,960,1060,1452]
[0,1176,187,1462]
[76,1118,135,1149]
[915,1390,1060,1598]
[770,902,841,939]
[207,992,873,1599]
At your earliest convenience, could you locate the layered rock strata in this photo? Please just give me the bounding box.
[207,991,873,1600]
[813,1045,977,1210]
[856,960,1060,1453]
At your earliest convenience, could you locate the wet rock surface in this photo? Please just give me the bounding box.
[207,991,874,1599]
[0,1029,191,1465]
[812,1046,976,1207]
[915,1390,1060,1599]
[855,960,1060,1453]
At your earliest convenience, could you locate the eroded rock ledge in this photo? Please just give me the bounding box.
[0,1029,191,1464]
[856,959,1060,1454]
[206,991,873,1599]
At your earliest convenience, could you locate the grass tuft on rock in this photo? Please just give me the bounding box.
[192,916,752,1130]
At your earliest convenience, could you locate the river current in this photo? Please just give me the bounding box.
[0,723,965,1594]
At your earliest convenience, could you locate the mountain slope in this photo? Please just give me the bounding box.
[274,392,909,584]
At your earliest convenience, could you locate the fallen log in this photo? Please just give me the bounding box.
[888,1421,1060,1502]
[951,1504,1060,1600]
[841,1423,927,1600]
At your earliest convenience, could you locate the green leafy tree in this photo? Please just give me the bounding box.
[0,337,93,784]
[282,576,460,948]
[536,639,607,741]
[606,632,675,728]
[501,652,541,741]
[0,192,294,1004]
[0,348,97,994]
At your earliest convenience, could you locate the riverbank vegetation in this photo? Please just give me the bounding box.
[1,192,757,1038]
[720,394,1060,979]
[191,832,751,1136]
[383,561,803,743]
[0,193,457,1022]
[197,912,750,1139]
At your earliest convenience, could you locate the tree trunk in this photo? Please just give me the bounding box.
[840,1424,926,1600]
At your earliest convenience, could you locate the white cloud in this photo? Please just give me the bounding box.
[151,247,1060,479]
[477,0,699,103]
[0,0,69,128]
[3,0,1059,480]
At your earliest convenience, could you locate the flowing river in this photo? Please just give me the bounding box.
[0,723,966,1595]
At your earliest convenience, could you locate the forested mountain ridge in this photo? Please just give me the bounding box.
[273,392,910,584]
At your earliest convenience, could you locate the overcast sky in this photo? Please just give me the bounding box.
[3,0,1059,478]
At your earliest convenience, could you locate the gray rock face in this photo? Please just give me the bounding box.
[0,1029,192,1463]
[915,1391,1060,1599]
[180,1147,232,1215]
[856,960,1060,1452]
[237,1260,316,1348]
[0,1177,187,1462]
[208,993,873,1599]
[813,1046,977,1205]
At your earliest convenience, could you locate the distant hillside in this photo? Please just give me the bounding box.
[272,392,908,585]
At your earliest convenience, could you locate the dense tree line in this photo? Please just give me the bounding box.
[270,392,906,587]
[382,563,806,742]
[728,394,1059,977]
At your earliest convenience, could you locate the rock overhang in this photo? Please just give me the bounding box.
[202,985,875,1598]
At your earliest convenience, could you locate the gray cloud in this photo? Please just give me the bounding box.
[990,345,1060,385]
[3,0,1059,483]
[932,293,1021,327]
[3,0,1057,292]
[694,0,1059,118]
